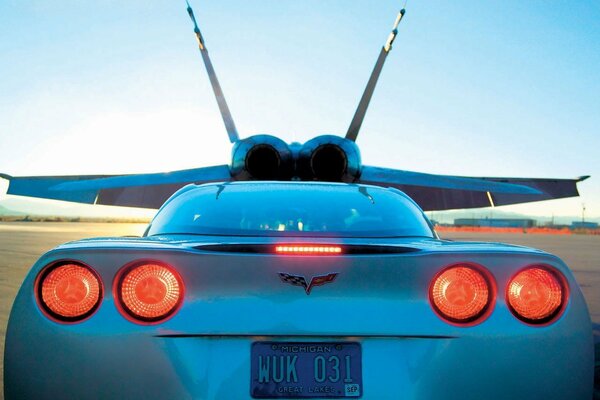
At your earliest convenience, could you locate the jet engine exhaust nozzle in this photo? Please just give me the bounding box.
[299,135,362,183]
[230,135,293,181]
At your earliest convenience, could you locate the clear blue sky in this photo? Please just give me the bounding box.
[0,0,598,219]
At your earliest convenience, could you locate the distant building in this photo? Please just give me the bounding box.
[454,218,536,228]
[571,221,598,229]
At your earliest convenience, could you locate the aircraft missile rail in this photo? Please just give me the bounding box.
[346,9,406,142]
[186,1,240,143]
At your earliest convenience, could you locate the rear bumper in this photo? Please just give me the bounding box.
[5,333,593,399]
[5,247,595,399]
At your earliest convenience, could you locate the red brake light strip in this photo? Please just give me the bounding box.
[275,245,342,254]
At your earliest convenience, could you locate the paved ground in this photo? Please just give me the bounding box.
[0,222,148,398]
[0,223,598,397]
[440,231,600,326]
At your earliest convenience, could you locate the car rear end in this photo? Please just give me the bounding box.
[4,237,594,399]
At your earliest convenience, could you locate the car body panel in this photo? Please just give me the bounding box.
[3,183,595,399]
[5,234,594,399]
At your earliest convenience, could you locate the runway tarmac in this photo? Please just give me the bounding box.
[1,222,598,397]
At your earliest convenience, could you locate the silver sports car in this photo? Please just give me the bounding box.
[4,182,594,399]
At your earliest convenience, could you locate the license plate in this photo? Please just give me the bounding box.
[250,342,362,398]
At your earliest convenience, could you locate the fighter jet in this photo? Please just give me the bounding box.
[0,3,589,212]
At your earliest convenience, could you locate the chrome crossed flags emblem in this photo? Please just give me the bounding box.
[278,272,338,295]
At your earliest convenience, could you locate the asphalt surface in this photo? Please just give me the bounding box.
[1,223,598,398]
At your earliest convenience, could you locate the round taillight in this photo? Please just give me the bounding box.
[430,265,492,324]
[507,266,565,324]
[117,262,183,323]
[37,262,102,322]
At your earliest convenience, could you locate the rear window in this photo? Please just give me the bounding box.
[147,183,434,238]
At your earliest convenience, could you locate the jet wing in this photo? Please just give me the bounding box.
[359,166,588,211]
[1,165,587,211]
[478,176,589,207]
[0,165,232,209]
[0,173,110,204]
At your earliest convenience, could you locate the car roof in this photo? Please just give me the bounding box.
[197,180,388,190]
[160,180,420,212]
[188,181,412,201]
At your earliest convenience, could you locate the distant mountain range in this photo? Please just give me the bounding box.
[0,204,25,216]
[0,197,154,219]
[1,196,597,225]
